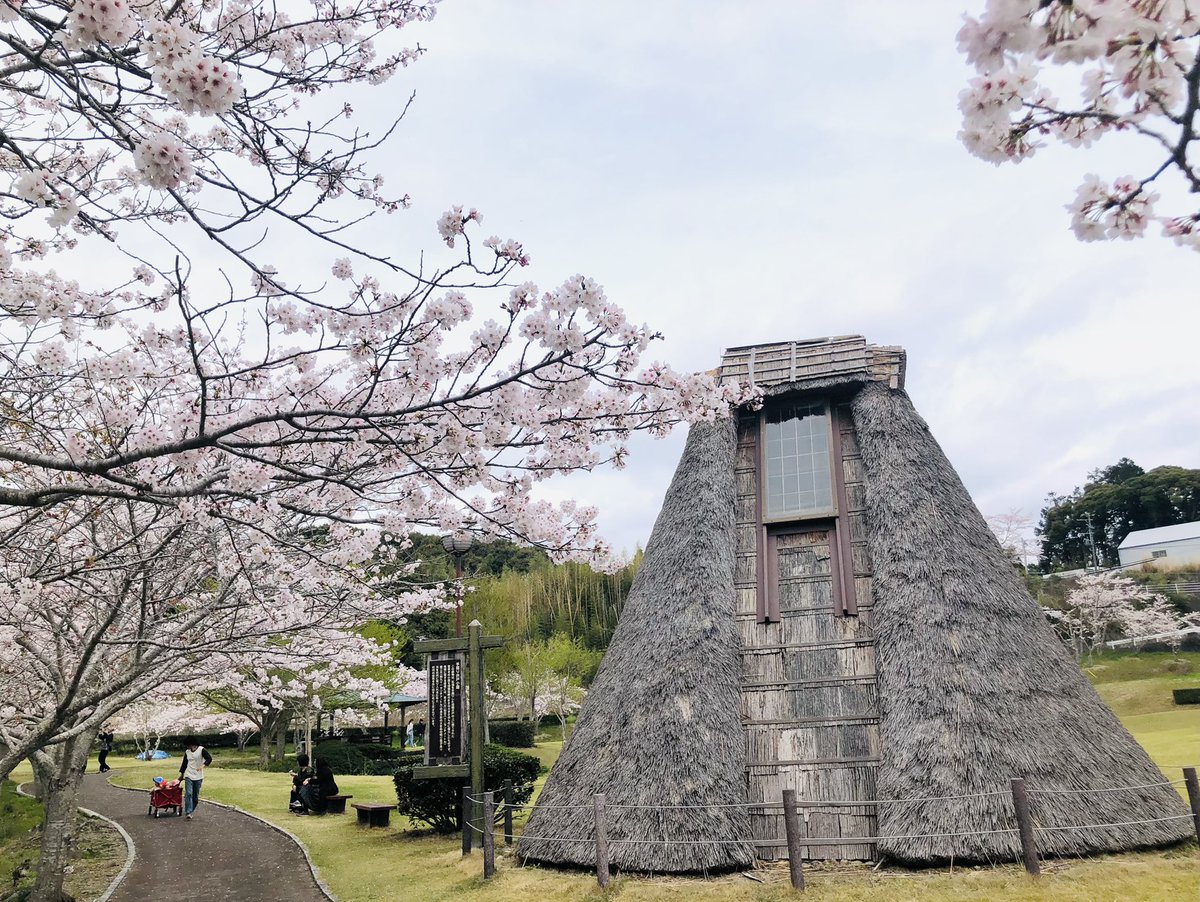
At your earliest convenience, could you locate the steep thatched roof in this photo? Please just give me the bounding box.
[517,417,754,873]
[852,382,1192,862]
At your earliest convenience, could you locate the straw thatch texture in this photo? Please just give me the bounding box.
[852,382,1191,863]
[517,417,754,873]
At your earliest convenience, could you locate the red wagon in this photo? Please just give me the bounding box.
[148,783,183,817]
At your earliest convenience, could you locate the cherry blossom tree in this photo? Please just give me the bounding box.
[0,0,743,562]
[1,4,748,898]
[1046,571,1186,659]
[109,696,254,759]
[959,1,1200,249]
[0,493,438,902]
[986,508,1037,566]
[201,629,419,765]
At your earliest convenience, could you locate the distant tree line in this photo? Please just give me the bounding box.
[1038,459,1200,570]
[378,533,640,669]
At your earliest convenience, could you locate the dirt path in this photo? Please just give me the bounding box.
[79,772,330,902]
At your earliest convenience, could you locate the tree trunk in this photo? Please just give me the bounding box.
[30,729,94,902]
[258,723,272,768]
[274,717,288,762]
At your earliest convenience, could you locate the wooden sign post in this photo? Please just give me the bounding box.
[413,620,503,854]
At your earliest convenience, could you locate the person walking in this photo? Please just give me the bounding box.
[97,729,114,773]
[179,737,212,819]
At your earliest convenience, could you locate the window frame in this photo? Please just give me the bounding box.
[754,398,858,622]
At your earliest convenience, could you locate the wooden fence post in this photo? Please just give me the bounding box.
[594,793,610,888]
[461,785,473,856]
[781,789,806,891]
[503,779,514,846]
[482,791,496,879]
[1010,778,1040,877]
[1184,768,1200,844]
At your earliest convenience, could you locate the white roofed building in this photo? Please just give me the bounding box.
[1118,521,1200,569]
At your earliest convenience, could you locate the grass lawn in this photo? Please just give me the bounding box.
[17,651,1200,901]
[1088,651,1200,781]
[101,700,1199,902]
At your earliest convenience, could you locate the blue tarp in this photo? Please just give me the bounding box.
[135,749,171,760]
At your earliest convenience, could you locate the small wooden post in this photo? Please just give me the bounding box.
[594,793,610,888]
[1010,778,1040,877]
[1184,767,1200,843]
[781,789,806,891]
[482,791,496,879]
[461,785,473,855]
[503,779,514,846]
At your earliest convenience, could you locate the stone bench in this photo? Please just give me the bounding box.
[352,802,396,828]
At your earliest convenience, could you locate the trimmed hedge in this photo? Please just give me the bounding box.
[314,741,424,775]
[488,719,536,748]
[314,740,366,775]
[1173,687,1200,705]
[392,744,543,833]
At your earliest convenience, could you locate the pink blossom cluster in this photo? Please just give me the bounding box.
[13,169,54,206]
[1066,174,1157,241]
[133,132,196,189]
[437,205,482,247]
[959,1,1200,249]
[155,52,243,116]
[484,235,531,267]
[64,0,138,50]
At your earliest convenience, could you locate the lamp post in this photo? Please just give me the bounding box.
[441,533,473,637]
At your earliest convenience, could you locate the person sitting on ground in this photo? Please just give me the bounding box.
[289,753,315,813]
[297,756,339,815]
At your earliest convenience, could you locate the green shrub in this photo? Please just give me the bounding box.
[392,744,542,833]
[488,719,536,747]
[314,740,366,775]
[363,751,423,776]
[1173,687,1200,705]
[357,744,407,761]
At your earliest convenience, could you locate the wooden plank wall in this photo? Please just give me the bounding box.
[735,406,880,861]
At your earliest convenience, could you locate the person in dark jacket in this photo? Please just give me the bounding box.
[97,730,114,773]
[289,753,315,812]
[294,756,338,815]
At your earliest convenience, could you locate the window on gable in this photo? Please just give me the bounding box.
[764,403,833,519]
[754,398,858,623]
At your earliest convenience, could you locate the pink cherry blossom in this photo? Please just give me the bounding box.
[960,1,1200,249]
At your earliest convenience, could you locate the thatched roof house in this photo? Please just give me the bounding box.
[517,336,1191,873]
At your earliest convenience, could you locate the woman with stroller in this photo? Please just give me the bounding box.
[290,754,338,815]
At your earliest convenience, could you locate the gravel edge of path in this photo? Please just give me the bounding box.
[16,781,136,902]
[101,776,337,902]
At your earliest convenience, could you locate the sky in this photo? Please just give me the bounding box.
[67,1,1194,557]
[348,0,1200,557]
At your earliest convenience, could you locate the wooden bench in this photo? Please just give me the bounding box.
[325,794,352,815]
[352,802,396,828]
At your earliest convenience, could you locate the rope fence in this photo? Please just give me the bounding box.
[462,766,1200,891]
[468,778,1184,811]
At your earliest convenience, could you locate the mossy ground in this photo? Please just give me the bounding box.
[0,778,125,901]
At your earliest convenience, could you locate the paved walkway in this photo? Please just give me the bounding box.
[78,772,329,902]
